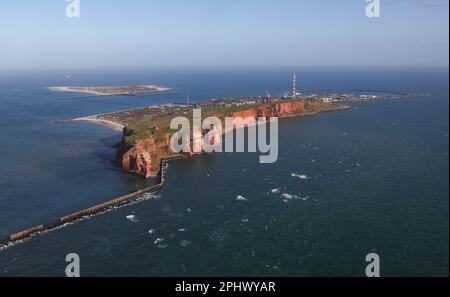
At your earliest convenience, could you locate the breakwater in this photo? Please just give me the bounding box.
[0,156,186,249]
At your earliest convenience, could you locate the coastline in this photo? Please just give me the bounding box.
[71,116,125,132]
[49,86,107,96]
[49,85,171,96]
[2,101,351,249]
[70,105,353,133]
[62,99,354,179]
[0,156,185,250]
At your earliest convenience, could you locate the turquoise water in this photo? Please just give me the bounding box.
[0,68,448,276]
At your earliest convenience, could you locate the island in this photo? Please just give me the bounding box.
[4,90,414,247]
[50,85,170,96]
[72,97,351,178]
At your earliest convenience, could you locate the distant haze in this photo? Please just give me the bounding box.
[1,0,448,71]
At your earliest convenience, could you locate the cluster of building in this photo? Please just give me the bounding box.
[155,74,380,113]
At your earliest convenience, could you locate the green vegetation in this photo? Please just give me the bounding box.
[120,99,335,146]
[124,102,268,145]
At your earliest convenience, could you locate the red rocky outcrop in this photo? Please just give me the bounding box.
[115,100,350,178]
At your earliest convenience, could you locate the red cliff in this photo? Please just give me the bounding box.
[231,100,340,119]
[115,128,174,178]
[115,100,350,178]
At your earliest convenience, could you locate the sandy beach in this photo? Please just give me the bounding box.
[71,116,125,132]
[49,86,107,96]
[49,85,171,96]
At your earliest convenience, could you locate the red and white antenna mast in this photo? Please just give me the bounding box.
[292,73,297,98]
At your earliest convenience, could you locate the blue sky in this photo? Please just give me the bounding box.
[0,0,448,70]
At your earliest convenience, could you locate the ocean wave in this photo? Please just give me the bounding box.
[281,193,310,201]
[1,191,162,252]
[282,193,299,200]
[140,192,162,201]
[291,173,308,179]
[271,188,280,194]
[0,239,27,252]
[154,238,164,245]
[236,195,249,201]
[126,215,138,223]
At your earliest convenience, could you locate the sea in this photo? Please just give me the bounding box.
[0,68,448,276]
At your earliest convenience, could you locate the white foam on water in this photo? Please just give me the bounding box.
[282,193,298,200]
[148,229,155,234]
[0,240,23,252]
[271,188,280,194]
[178,228,187,232]
[291,173,308,180]
[126,215,138,223]
[281,193,310,202]
[236,195,248,201]
[242,218,249,223]
[1,191,163,251]
[140,192,162,201]
[157,244,168,249]
[154,238,164,245]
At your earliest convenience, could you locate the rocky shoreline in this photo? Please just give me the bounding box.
[112,99,352,178]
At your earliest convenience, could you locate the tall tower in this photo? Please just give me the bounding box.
[292,73,297,98]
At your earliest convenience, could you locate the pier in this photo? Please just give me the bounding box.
[0,156,186,249]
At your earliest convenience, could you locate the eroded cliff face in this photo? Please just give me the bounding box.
[231,100,340,119]
[115,100,350,178]
[115,128,173,178]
